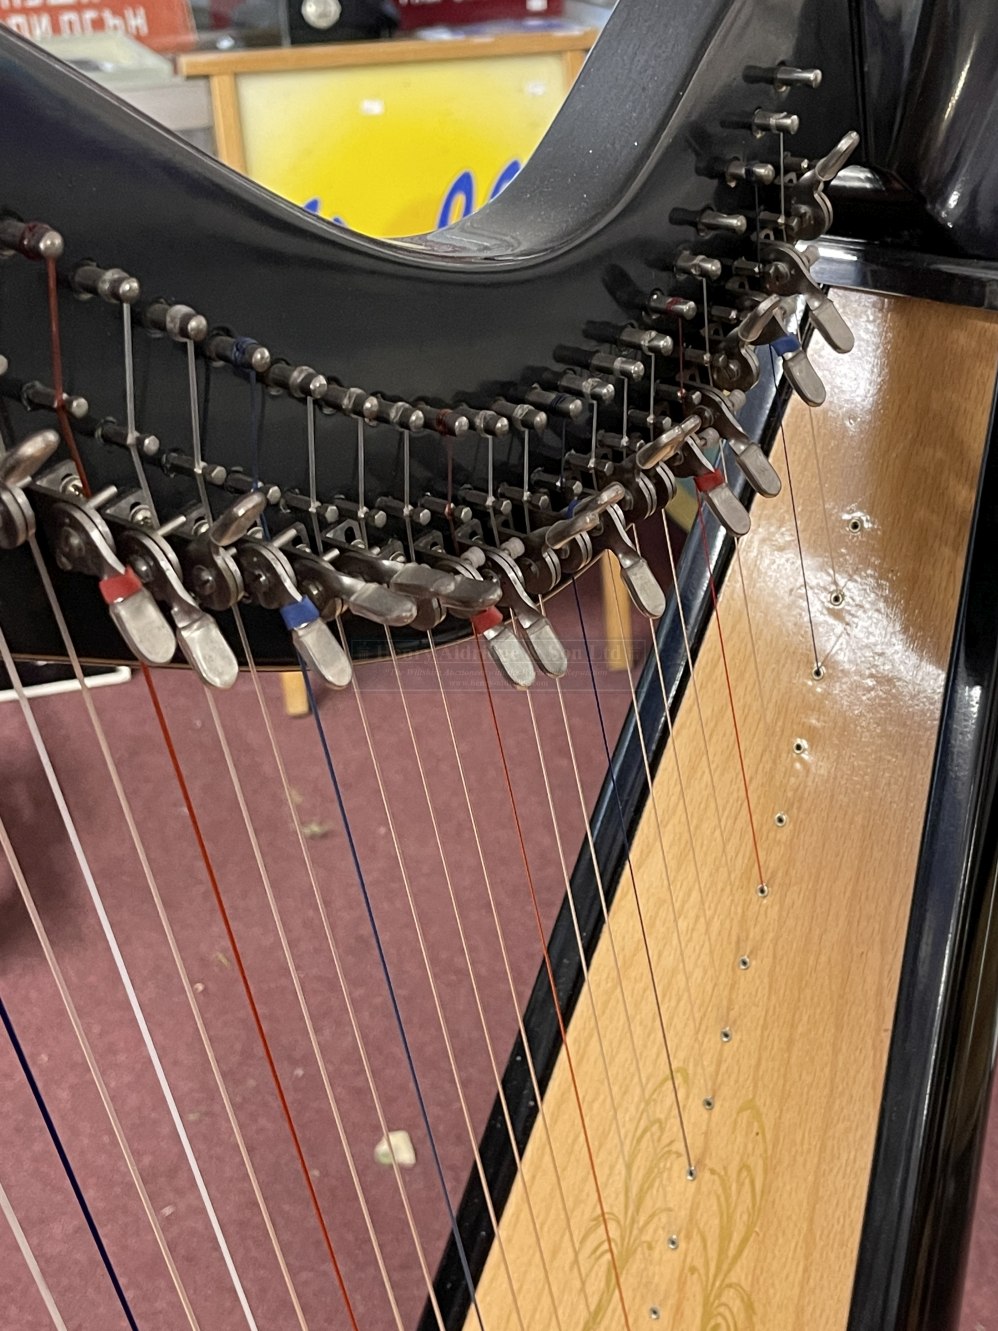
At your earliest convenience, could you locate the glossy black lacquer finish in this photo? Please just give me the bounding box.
[0,0,856,666]
[848,384,998,1330]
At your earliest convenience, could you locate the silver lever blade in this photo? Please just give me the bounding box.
[594,507,667,619]
[0,429,60,550]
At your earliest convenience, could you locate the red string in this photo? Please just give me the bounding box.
[44,265,360,1328]
[142,671,360,1330]
[474,634,634,1331]
[696,501,766,889]
[45,258,90,495]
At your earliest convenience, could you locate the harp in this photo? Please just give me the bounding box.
[1,2,997,1329]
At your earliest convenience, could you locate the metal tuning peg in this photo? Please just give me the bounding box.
[177,490,267,612]
[543,482,626,551]
[0,428,59,549]
[233,529,351,688]
[744,63,822,91]
[591,506,666,619]
[670,206,748,238]
[695,387,781,497]
[674,251,722,281]
[29,463,177,665]
[669,436,752,537]
[758,240,854,352]
[788,130,860,240]
[474,542,567,679]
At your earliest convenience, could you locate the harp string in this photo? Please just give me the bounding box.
[120,302,156,517]
[0,993,140,1331]
[197,681,407,1331]
[342,629,528,1331]
[23,540,312,1331]
[229,608,449,1331]
[601,567,717,1093]
[569,579,695,1169]
[0,1172,69,1331]
[658,509,739,896]
[629,526,725,1018]
[519,675,634,1169]
[474,634,635,1331]
[297,661,486,1331]
[806,405,842,595]
[695,504,767,891]
[46,287,359,1330]
[0,800,201,1331]
[383,631,566,1331]
[548,662,679,1142]
[145,660,363,1330]
[0,637,259,1331]
[518,669,685,1247]
[424,632,595,1320]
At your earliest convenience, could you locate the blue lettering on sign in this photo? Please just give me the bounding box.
[438,170,476,228]
[489,159,522,200]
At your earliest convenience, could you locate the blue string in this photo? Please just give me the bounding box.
[298,666,485,1331]
[0,993,140,1330]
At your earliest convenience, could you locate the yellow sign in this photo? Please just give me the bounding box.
[235,53,571,237]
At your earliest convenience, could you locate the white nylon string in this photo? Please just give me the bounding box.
[425,633,594,1319]
[197,682,406,1331]
[341,628,528,1331]
[230,607,447,1331]
[0,1175,69,1331]
[0,810,201,1331]
[25,539,311,1331]
[0,627,258,1331]
[383,632,564,1331]
[121,303,157,520]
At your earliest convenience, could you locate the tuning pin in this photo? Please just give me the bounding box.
[582,321,673,356]
[718,157,777,187]
[533,367,616,405]
[554,345,645,382]
[0,217,64,261]
[95,419,161,458]
[367,396,426,431]
[490,399,548,433]
[70,262,140,304]
[0,429,60,550]
[143,300,208,342]
[204,331,272,374]
[21,380,89,419]
[420,494,473,525]
[263,361,327,399]
[745,63,822,91]
[674,252,722,281]
[522,386,586,421]
[321,382,379,420]
[455,405,510,439]
[646,291,698,321]
[747,109,800,137]
[670,207,747,238]
[415,403,471,437]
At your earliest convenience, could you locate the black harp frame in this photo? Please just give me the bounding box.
[2,1,998,1329]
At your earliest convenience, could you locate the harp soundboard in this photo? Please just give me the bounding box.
[1,3,998,1330]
